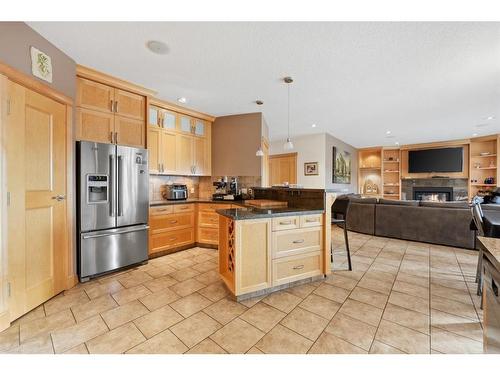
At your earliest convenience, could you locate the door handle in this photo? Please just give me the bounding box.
[280,221,292,225]
[292,239,305,244]
[110,131,114,143]
[51,195,66,201]
[114,101,118,113]
[293,264,304,270]
[110,100,114,112]
[110,154,116,217]
[82,225,149,239]
[117,155,123,216]
[170,220,178,224]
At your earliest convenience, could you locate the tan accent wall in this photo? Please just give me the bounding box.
[212,112,263,176]
[0,22,76,100]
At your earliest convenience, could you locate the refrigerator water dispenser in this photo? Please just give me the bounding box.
[87,174,108,204]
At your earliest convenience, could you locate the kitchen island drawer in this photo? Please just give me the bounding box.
[199,211,220,228]
[272,252,322,286]
[272,227,322,258]
[149,228,194,254]
[300,214,323,228]
[150,212,194,233]
[272,216,300,231]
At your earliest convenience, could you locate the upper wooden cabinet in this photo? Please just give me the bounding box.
[146,101,213,176]
[77,77,114,113]
[76,66,152,148]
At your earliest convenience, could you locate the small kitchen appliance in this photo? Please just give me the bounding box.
[164,184,188,200]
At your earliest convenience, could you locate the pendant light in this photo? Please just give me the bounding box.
[283,76,294,151]
[255,147,264,157]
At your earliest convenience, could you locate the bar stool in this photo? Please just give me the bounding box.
[331,196,352,271]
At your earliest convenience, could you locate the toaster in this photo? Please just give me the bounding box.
[163,184,188,201]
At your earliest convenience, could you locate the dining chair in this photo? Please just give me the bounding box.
[331,196,352,271]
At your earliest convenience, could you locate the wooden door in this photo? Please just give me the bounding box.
[269,153,297,185]
[176,134,194,175]
[76,107,115,144]
[147,127,161,174]
[115,89,145,120]
[193,136,206,175]
[161,131,177,174]
[7,81,68,320]
[115,115,145,148]
[76,77,114,113]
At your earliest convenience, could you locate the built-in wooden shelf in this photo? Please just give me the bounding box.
[383,160,400,163]
[473,167,496,170]
[472,154,497,158]
[383,170,399,173]
[359,167,381,171]
[471,183,497,187]
[383,193,399,197]
[383,184,399,187]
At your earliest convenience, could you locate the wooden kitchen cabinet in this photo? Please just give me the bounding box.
[76,107,115,144]
[114,89,145,120]
[149,207,195,255]
[77,77,114,113]
[76,67,150,148]
[146,99,213,176]
[115,115,145,148]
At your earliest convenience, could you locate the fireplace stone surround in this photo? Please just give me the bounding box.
[401,178,468,201]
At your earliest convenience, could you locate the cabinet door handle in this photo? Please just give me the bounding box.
[114,132,118,144]
[110,100,114,112]
[292,239,305,244]
[280,221,292,225]
[306,218,319,222]
[170,220,178,224]
[170,237,177,241]
[179,206,188,210]
[156,208,169,212]
[114,101,119,113]
[110,131,114,143]
[293,264,304,270]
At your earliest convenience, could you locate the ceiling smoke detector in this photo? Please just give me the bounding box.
[255,100,264,105]
[146,40,169,55]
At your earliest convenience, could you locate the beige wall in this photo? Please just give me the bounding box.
[0,22,76,99]
[212,112,263,176]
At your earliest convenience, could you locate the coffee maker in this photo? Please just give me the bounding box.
[212,177,242,201]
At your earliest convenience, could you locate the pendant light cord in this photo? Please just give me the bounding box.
[287,82,290,139]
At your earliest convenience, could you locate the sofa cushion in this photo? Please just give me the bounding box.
[349,197,378,204]
[378,199,419,206]
[419,201,469,209]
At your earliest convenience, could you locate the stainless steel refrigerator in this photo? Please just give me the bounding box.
[77,141,149,281]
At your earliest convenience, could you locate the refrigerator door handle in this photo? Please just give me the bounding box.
[82,225,149,239]
[117,155,123,216]
[109,154,116,217]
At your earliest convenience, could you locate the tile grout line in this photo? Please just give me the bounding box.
[367,239,410,354]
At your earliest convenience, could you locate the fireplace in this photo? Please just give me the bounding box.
[413,187,453,202]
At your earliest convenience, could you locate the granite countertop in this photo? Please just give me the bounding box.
[477,236,500,271]
[150,198,247,207]
[216,207,324,220]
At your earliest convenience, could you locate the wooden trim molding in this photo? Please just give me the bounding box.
[0,61,73,106]
[269,152,298,159]
[149,97,216,122]
[77,65,157,97]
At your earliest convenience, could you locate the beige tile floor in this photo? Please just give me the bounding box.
[0,227,484,354]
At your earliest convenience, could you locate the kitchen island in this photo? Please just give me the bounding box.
[216,189,336,300]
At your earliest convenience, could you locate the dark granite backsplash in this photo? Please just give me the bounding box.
[252,187,325,210]
[401,178,468,201]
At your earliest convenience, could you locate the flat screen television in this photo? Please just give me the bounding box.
[408,147,463,173]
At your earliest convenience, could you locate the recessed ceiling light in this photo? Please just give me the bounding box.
[472,133,478,137]
[146,40,169,55]
[386,130,391,135]
[487,116,495,120]
[311,124,317,128]
[395,141,399,146]
[177,97,187,104]
[476,123,490,128]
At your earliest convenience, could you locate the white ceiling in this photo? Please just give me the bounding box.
[28,22,500,148]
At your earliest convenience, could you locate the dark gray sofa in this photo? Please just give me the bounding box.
[346,197,475,249]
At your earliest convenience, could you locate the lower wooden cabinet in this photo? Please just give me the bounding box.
[198,227,219,245]
[197,203,233,245]
[272,251,323,286]
[149,207,195,255]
